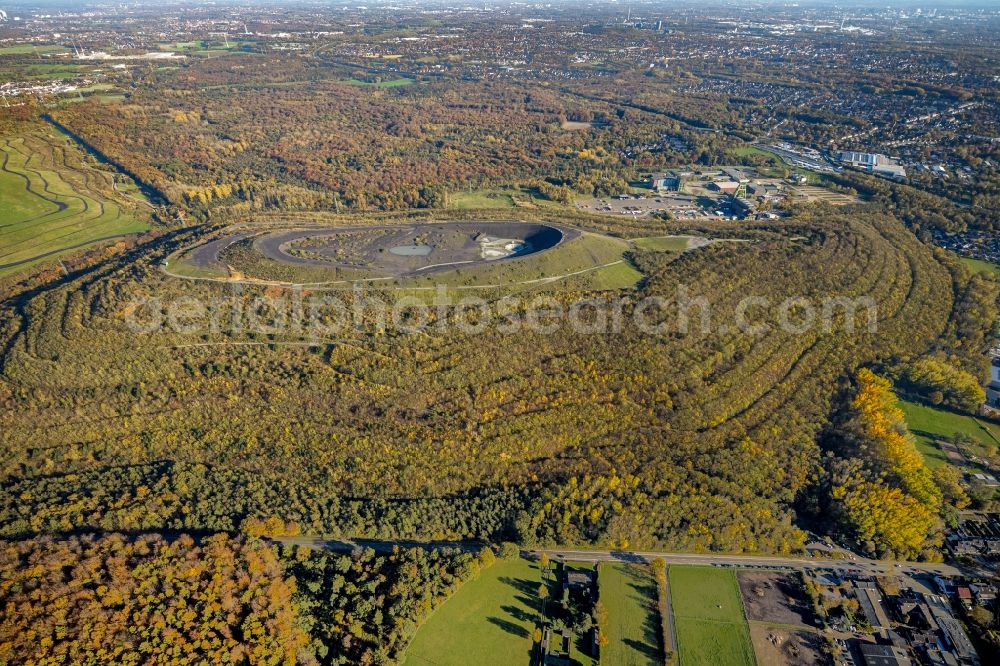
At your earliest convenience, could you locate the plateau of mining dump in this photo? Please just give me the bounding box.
[235,221,569,277]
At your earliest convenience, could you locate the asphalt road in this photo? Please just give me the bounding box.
[534,547,963,577]
[273,536,965,577]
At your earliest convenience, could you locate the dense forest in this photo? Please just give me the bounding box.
[40,56,765,221]
[1,203,994,559]
[0,533,306,664]
[39,39,1000,231]
[0,532,485,665]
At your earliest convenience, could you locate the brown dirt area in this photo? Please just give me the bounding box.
[738,571,814,628]
[749,624,826,666]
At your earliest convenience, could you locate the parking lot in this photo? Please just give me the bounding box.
[576,194,713,220]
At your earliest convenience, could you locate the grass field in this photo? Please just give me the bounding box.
[346,77,415,87]
[70,83,116,94]
[632,235,693,252]
[396,231,636,292]
[899,399,1000,469]
[729,146,785,178]
[599,564,663,666]
[572,260,643,290]
[403,557,540,666]
[729,145,826,183]
[669,566,756,666]
[961,257,1000,276]
[449,189,517,209]
[0,44,68,56]
[0,129,150,276]
[732,145,777,160]
[3,60,90,80]
[160,40,256,53]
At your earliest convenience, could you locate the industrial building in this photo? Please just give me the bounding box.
[986,357,1000,409]
[651,171,682,192]
[837,151,907,179]
[859,644,912,666]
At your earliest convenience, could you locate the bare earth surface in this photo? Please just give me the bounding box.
[187,221,573,277]
[738,571,814,627]
[749,625,824,666]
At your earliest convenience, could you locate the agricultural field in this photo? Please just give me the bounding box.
[0,44,69,56]
[737,571,813,627]
[0,61,96,85]
[402,557,540,666]
[598,564,663,666]
[747,625,823,666]
[0,127,150,276]
[899,399,1000,470]
[669,566,756,666]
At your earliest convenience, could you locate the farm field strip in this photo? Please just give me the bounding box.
[599,563,663,666]
[669,566,757,666]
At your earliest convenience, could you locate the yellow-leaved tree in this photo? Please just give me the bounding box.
[828,369,943,559]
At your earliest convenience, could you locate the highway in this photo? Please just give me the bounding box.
[533,547,964,577]
[273,536,966,578]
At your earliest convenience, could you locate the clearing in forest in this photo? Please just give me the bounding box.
[632,235,697,252]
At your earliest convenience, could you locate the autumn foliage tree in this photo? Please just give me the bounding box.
[0,533,307,665]
[823,369,943,559]
[898,356,986,413]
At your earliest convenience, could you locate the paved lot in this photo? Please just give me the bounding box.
[576,195,711,219]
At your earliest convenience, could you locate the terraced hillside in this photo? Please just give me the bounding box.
[0,209,967,554]
[0,127,151,276]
